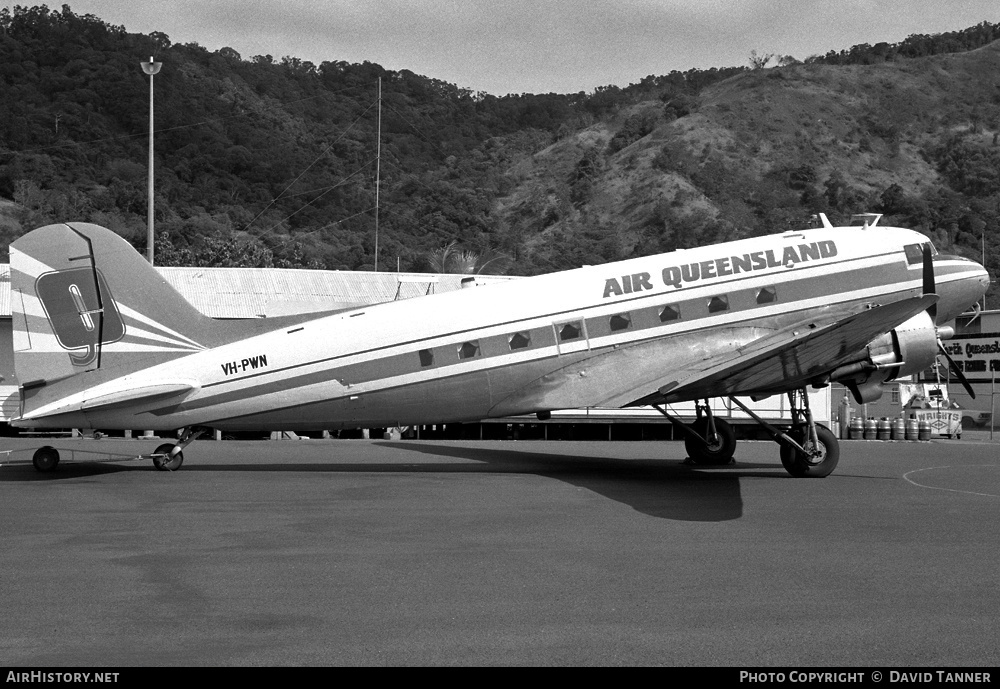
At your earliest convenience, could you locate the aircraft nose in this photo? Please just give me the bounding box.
[933,254,990,323]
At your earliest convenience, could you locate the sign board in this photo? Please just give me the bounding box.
[937,335,1000,382]
[898,383,962,437]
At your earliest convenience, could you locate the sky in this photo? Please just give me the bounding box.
[22,0,1000,95]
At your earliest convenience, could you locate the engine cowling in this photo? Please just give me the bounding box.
[832,311,939,403]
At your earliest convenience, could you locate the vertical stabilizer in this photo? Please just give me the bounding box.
[11,223,213,387]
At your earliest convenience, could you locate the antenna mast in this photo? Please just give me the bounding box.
[374,77,382,272]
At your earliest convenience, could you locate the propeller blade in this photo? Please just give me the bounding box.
[923,243,937,323]
[938,342,976,399]
[967,301,982,327]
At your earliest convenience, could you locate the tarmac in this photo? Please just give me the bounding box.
[1,434,998,667]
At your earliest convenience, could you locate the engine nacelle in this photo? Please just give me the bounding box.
[832,311,939,403]
[867,311,940,379]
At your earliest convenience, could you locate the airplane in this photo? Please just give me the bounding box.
[8,214,989,477]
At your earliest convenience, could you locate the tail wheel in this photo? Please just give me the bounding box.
[32,446,60,472]
[152,443,184,471]
[685,418,736,465]
[780,424,839,478]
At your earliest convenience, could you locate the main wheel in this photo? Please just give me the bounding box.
[152,443,184,471]
[685,418,736,465]
[32,446,60,472]
[780,424,839,478]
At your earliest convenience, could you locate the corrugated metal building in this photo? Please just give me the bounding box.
[156,267,516,319]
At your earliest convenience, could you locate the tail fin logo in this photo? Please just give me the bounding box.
[36,268,125,367]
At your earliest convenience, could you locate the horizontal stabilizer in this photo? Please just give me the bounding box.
[19,380,199,421]
[81,381,200,411]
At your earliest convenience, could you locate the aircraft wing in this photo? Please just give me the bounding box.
[488,295,937,416]
[628,294,938,406]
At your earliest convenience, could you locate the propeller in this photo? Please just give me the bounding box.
[966,301,983,327]
[937,343,976,399]
[924,243,975,398]
[922,243,937,324]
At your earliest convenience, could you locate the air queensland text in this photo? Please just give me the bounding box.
[602,241,839,299]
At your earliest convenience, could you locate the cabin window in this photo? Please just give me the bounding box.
[904,244,923,265]
[659,304,680,322]
[708,295,729,313]
[609,313,631,332]
[559,321,582,341]
[509,331,531,350]
[418,349,434,367]
[756,286,777,304]
[458,341,480,359]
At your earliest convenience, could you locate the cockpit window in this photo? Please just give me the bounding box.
[903,242,936,265]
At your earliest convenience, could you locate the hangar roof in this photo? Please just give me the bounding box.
[0,264,517,318]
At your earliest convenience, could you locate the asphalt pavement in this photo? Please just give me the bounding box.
[1,435,997,666]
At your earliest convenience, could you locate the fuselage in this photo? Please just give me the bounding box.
[15,224,989,431]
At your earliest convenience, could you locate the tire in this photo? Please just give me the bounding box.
[780,424,839,478]
[152,443,183,471]
[32,446,60,472]
[685,418,737,465]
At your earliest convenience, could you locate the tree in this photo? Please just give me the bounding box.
[749,50,774,69]
[425,240,508,274]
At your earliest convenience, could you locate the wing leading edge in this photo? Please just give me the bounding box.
[633,294,938,405]
[486,295,938,416]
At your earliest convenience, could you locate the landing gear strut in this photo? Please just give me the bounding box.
[729,390,839,478]
[152,427,207,472]
[778,389,839,477]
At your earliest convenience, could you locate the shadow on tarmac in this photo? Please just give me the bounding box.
[373,441,790,521]
[0,446,141,482]
[0,440,798,521]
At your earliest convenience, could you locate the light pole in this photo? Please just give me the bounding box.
[140,56,161,265]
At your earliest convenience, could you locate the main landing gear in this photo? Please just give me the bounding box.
[730,390,839,478]
[654,399,737,466]
[654,390,840,478]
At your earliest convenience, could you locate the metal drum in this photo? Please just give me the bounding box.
[891,418,905,440]
[863,418,878,440]
[877,418,891,441]
[849,416,864,440]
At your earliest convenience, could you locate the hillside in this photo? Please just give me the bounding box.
[1,5,999,298]
[500,39,1000,282]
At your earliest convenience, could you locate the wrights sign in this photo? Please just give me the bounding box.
[603,241,838,298]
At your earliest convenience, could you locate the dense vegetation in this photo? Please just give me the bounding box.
[0,4,745,271]
[1,4,999,297]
